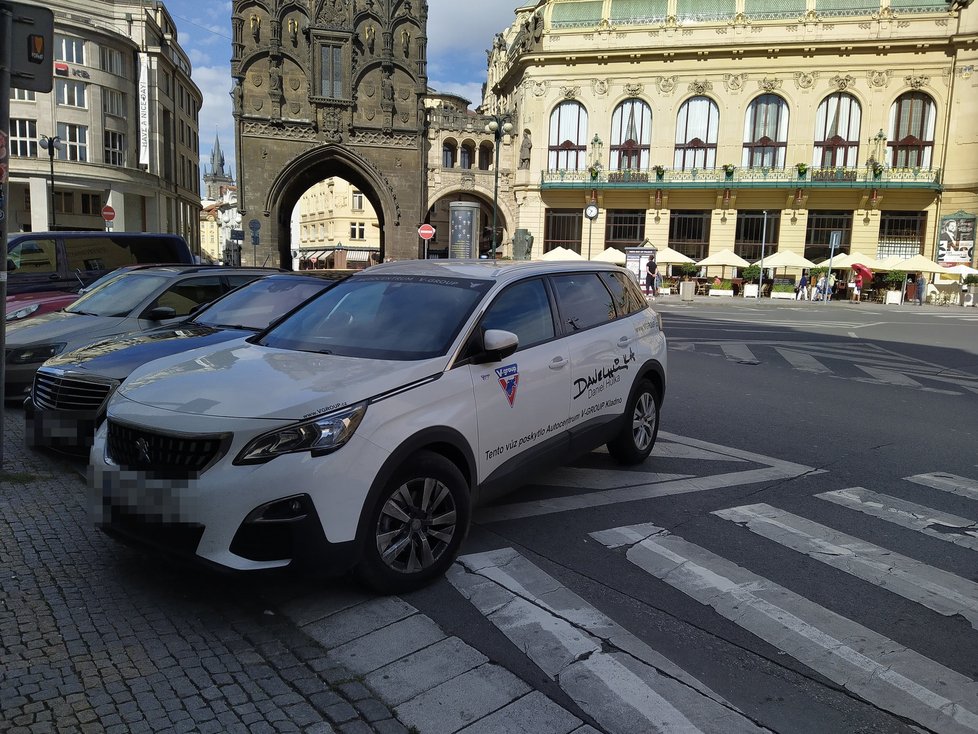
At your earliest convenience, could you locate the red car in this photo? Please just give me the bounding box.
[5,291,79,322]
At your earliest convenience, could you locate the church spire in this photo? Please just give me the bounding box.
[210,133,226,178]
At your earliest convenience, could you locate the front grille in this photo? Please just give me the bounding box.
[104,504,205,556]
[106,420,230,478]
[33,370,115,411]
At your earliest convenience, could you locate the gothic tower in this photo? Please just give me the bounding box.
[203,133,235,201]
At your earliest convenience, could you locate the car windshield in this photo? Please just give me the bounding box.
[194,277,329,330]
[65,272,170,317]
[258,274,492,360]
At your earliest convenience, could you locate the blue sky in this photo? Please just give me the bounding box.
[164,0,517,191]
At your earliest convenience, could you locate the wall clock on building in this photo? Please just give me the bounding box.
[584,203,599,220]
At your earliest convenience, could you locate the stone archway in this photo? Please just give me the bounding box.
[231,0,428,267]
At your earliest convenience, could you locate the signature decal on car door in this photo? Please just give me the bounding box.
[573,349,636,400]
[495,364,519,407]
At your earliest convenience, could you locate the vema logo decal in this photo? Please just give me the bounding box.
[495,364,519,407]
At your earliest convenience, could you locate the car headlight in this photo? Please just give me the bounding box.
[6,343,67,364]
[234,402,367,465]
[5,303,40,321]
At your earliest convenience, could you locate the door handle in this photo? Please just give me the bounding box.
[617,336,633,348]
[549,356,568,370]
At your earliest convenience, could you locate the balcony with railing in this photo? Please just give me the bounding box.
[541,165,942,191]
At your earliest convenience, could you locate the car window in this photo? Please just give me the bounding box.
[7,238,57,273]
[550,273,617,332]
[600,271,647,317]
[195,278,328,330]
[260,275,492,360]
[63,235,187,272]
[66,272,170,316]
[149,276,225,317]
[226,273,263,288]
[479,279,555,350]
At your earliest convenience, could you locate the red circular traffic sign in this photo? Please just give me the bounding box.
[418,224,435,241]
[101,205,116,222]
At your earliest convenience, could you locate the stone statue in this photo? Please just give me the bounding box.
[518,130,531,170]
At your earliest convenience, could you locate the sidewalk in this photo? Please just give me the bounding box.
[1,408,597,734]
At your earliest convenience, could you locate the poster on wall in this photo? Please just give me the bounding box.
[448,202,479,259]
[937,211,976,267]
[625,247,656,292]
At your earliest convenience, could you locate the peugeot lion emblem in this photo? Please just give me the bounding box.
[135,437,152,464]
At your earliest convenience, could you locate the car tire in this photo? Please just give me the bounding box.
[356,450,471,594]
[607,378,660,465]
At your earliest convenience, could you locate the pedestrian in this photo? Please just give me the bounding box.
[796,271,809,300]
[916,272,927,305]
[645,260,656,297]
[850,271,863,302]
[654,268,663,298]
[827,272,836,301]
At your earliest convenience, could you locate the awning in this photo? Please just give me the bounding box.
[298,249,328,261]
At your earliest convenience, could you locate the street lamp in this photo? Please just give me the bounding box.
[484,114,513,259]
[38,135,63,230]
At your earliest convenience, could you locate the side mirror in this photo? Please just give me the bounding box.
[144,306,177,321]
[473,328,519,364]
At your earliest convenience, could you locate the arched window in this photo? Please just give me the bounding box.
[548,101,588,171]
[742,94,789,168]
[887,92,936,168]
[442,140,457,168]
[478,142,492,171]
[814,92,861,168]
[610,99,651,171]
[674,96,718,170]
[460,142,475,170]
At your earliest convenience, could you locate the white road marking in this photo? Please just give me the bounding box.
[818,487,978,553]
[720,343,759,363]
[773,348,831,374]
[714,503,978,630]
[449,548,769,734]
[477,432,819,523]
[907,472,978,501]
[592,523,978,734]
[855,365,924,388]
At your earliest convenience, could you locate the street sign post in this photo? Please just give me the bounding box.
[248,218,261,265]
[101,204,115,230]
[2,2,55,465]
[418,223,435,240]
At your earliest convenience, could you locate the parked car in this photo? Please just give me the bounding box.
[4,265,281,401]
[26,272,346,454]
[90,259,667,593]
[6,231,194,294]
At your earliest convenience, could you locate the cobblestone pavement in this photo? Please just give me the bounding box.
[0,407,407,734]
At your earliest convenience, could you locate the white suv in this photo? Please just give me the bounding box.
[90,259,666,592]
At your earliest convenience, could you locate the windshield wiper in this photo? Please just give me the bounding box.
[203,323,258,331]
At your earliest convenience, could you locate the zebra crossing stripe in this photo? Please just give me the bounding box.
[448,548,769,734]
[773,348,831,374]
[591,523,978,734]
[720,344,759,363]
[713,503,978,631]
[907,472,978,501]
[854,365,926,388]
[818,487,978,553]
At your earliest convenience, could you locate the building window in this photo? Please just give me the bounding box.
[104,131,126,166]
[56,80,87,108]
[544,209,583,253]
[9,119,37,157]
[80,193,102,215]
[813,92,861,168]
[100,47,124,76]
[161,71,171,97]
[56,122,88,162]
[735,211,781,262]
[604,210,646,250]
[54,191,74,215]
[548,101,588,171]
[350,222,366,240]
[318,42,346,99]
[804,210,852,262]
[352,191,364,211]
[877,212,926,260]
[55,36,85,64]
[460,143,474,170]
[610,99,652,171]
[674,96,718,170]
[668,210,711,261]
[103,89,126,117]
[478,143,492,170]
[743,94,789,168]
[888,92,936,169]
[11,88,35,101]
[442,140,457,168]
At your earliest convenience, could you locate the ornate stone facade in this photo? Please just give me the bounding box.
[232,0,427,265]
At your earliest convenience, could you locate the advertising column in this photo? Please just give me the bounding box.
[448,201,480,259]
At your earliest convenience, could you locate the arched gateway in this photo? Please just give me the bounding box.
[231,0,428,266]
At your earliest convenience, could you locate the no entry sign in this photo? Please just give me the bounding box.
[418,223,435,240]
[101,205,116,222]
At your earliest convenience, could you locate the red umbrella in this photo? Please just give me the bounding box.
[851,263,873,283]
